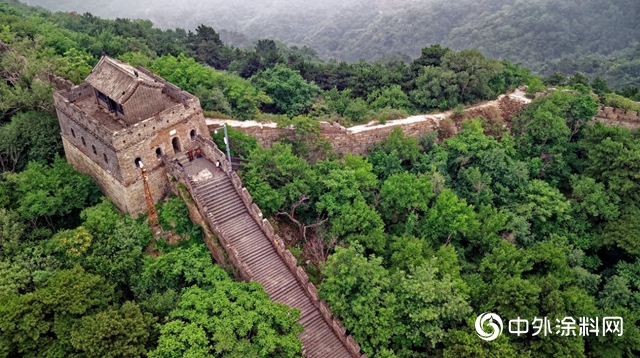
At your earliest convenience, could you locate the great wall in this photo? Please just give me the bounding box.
[162,135,364,357]
[52,57,640,358]
[206,88,640,154]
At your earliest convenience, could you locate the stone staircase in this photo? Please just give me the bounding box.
[192,174,354,358]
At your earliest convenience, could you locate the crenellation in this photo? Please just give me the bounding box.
[307,283,319,301]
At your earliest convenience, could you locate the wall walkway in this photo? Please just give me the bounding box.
[164,135,365,358]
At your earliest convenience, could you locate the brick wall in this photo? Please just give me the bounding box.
[208,93,528,156]
[62,136,169,215]
[55,84,209,215]
[594,107,640,130]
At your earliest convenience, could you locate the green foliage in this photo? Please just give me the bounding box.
[277,116,334,163]
[0,110,64,173]
[75,199,151,288]
[69,302,157,358]
[55,48,94,84]
[242,142,312,215]
[578,123,640,204]
[343,97,370,122]
[133,245,226,299]
[150,54,270,119]
[514,91,598,185]
[602,93,640,112]
[370,107,410,125]
[251,64,321,116]
[320,245,471,356]
[319,245,401,355]
[601,206,640,256]
[211,125,258,160]
[150,283,303,357]
[488,60,532,94]
[378,172,433,227]
[0,266,116,357]
[367,85,411,112]
[3,158,101,232]
[157,196,202,240]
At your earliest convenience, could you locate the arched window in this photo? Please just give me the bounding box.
[156,148,163,158]
[134,157,142,168]
[190,129,196,140]
[81,137,86,146]
[71,128,76,138]
[92,145,97,155]
[103,153,108,163]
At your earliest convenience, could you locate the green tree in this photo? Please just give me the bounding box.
[320,245,400,356]
[411,44,451,71]
[243,143,312,215]
[55,48,95,84]
[69,302,156,358]
[0,266,114,357]
[418,189,478,247]
[578,123,640,204]
[378,172,433,228]
[211,125,258,160]
[411,66,459,111]
[4,158,101,232]
[251,64,320,116]
[0,111,63,173]
[367,85,412,111]
[442,49,502,104]
[186,24,233,70]
[150,283,303,358]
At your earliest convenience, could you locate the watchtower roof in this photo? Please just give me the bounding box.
[85,56,163,104]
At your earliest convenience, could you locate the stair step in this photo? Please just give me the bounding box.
[277,287,309,308]
[264,278,299,299]
[168,156,354,357]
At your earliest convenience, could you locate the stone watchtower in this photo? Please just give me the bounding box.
[53,55,209,214]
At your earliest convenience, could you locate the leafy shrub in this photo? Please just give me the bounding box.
[603,93,640,112]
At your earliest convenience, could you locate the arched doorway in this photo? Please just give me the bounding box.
[190,129,196,140]
[172,137,181,153]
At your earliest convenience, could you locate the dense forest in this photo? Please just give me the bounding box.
[22,0,640,89]
[1,0,640,357]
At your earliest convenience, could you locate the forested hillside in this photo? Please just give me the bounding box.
[22,0,640,88]
[1,0,640,357]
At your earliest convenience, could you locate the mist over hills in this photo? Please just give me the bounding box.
[21,0,640,87]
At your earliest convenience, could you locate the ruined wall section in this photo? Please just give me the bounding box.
[594,107,640,130]
[208,92,529,156]
[47,73,74,92]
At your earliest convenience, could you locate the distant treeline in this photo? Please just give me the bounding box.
[20,0,640,89]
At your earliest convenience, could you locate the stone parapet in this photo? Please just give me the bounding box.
[178,138,366,357]
[207,88,531,156]
[594,106,640,129]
